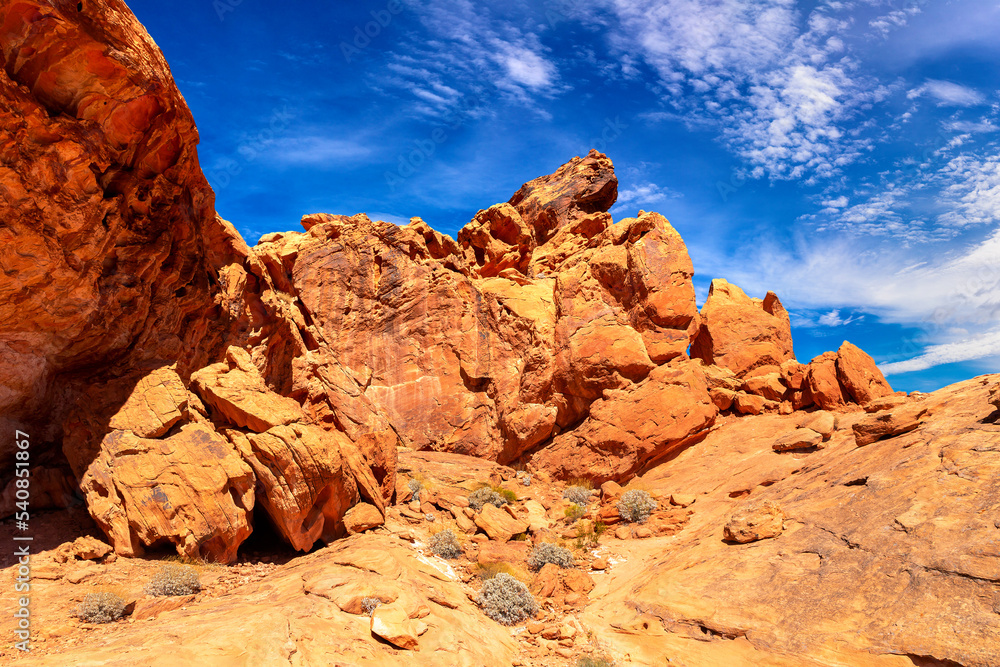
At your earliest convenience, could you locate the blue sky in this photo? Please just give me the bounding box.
[130,0,1000,392]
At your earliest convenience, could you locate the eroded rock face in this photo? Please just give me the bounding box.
[0,0,396,561]
[80,423,255,562]
[254,179,703,473]
[529,359,718,483]
[508,148,618,244]
[0,0,242,443]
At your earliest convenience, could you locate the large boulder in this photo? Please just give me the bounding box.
[803,342,895,411]
[79,424,255,562]
[529,359,718,482]
[508,148,618,244]
[691,280,795,377]
[836,341,894,405]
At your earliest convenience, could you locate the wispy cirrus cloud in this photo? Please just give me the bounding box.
[879,328,1000,374]
[376,0,562,119]
[908,79,986,107]
[868,5,923,38]
[808,152,1000,241]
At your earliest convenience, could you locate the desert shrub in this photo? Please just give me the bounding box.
[429,529,463,559]
[76,591,126,624]
[564,503,586,522]
[144,563,202,597]
[577,656,615,667]
[527,542,575,571]
[476,573,538,625]
[407,478,423,501]
[617,489,657,524]
[516,470,532,486]
[469,486,508,511]
[361,597,381,616]
[563,485,592,506]
[574,521,607,549]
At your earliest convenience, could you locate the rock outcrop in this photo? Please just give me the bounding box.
[8,378,998,666]
[254,182,704,477]
[0,0,396,562]
[691,279,795,376]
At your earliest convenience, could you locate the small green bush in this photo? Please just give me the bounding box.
[493,485,517,503]
[563,485,592,506]
[429,529,463,559]
[527,542,575,571]
[76,591,126,624]
[617,489,657,524]
[144,564,202,597]
[476,573,538,625]
[564,503,586,522]
[469,486,508,511]
[577,656,615,667]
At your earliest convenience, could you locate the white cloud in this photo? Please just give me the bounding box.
[868,6,922,37]
[908,79,986,107]
[937,155,1000,227]
[380,0,561,117]
[944,120,998,133]
[613,182,679,210]
[599,0,883,181]
[500,46,555,88]
[822,195,849,208]
[809,154,1000,241]
[732,63,867,180]
[879,329,1000,374]
[812,309,864,327]
[612,0,798,79]
[694,219,1000,373]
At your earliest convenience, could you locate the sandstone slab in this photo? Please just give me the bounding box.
[474,504,529,542]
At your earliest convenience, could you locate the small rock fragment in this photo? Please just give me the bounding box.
[724,501,786,544]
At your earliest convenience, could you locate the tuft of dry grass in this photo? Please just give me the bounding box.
[475,561,532,585]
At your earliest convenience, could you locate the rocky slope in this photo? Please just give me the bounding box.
[2,376,998,665]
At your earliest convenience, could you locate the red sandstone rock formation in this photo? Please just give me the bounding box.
[0,0,895,560]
